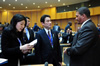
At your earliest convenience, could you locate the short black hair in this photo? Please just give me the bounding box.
[25,17,30,19]
[77,7,90,18]
[68,21,72,26]
[35,23,37,25]
[40,15,50,23]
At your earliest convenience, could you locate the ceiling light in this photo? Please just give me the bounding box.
[89,4,91,6]
[21,3,23,5]
[64,9,66,11]
[3,0,5,2]
[67,5,69,7]
[38,6,40,8]
[33,3,35,5]
[58,0,60,2]
[50,5,52,7]
[25,7,27,8]
[0,7,2,8]
[15,0,17,1]
[45,2,47,4]
[63,3,65,5]
[9,4,11,6]
[76,7,78,9]
[13,7,15,9]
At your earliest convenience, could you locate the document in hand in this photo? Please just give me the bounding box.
[0,58,8,65]
[29,39,37,46]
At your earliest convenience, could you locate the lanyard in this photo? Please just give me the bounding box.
[17,38,22,46]
[48,33,53,48]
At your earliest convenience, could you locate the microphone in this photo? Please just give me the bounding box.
[44,62,48,66]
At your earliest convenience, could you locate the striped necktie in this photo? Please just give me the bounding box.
[48,31,53,48]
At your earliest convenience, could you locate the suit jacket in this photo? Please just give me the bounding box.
[33,25,41,32]
[67,20,100,66]
[23,28,34,44]
[64,24,71,33]
[97,27,100,37]
[1,28,24,66]
[35,29,62,66]
[23,28,35,64]
[53,25,61,32]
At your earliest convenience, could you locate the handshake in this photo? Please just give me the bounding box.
[20,39,37,54]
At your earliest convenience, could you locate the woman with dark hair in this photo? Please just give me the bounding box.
[1,14,33,66]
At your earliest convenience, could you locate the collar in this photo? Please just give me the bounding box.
[44,28,51,35]
[25,27,28,29]
[81,19,91,28]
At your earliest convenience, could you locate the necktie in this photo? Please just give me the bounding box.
[48,31,53,48]
[48,31,51,39]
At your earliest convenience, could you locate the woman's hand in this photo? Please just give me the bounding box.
[20,44,33,54]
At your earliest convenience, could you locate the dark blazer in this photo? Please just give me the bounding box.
[33,25,41,32]
[23,28,36,64]
[97,27,100,38]
[1,28,24,66]
[53,25,61,32]
[35,29,62,66]
[64,24,70,33]
[67,20,100,66]
[23,28,34,44]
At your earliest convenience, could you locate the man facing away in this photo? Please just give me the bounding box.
[64,7,100,66]
[64,21,72,33]
[53,23,61,32]
[35,15,62,66]
[33,23,41,32]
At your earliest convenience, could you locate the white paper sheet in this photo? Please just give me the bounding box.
[29,39,37,46]
[0,58,8,64]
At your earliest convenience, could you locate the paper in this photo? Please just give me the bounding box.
[0,58,8,64]
[29,39,37,46]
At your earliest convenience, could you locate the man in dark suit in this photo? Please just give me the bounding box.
[35,15,62,66]
[53,23,61,32]
[23,17,34,44]
[64,7,100,66]
[23,17,35,64]
[33,23,41,32]
[64,21,72,33]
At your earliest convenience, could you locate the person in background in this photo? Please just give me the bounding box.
[0,24,4,57]
[33,23,41,32]
[64,7,100,66]
[53,23,61,32]
[1,14,34,66]
[64,21,72,33]
[35,15,62,66]
[23,17,35,64]
[23,17,34,44]
[61,28,73,44]
[4,22,9,30]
